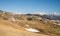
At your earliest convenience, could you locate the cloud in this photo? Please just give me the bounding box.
[32,12,48,15]
[14,12,28,14]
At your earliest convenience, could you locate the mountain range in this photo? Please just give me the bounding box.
[32,12,60,20]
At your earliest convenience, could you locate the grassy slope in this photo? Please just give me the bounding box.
[0,12,60,36]
[18,19,60,36]
[0,20,48,36]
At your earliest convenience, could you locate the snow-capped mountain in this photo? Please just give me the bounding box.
[32,12,60,20]
[41,13,60,20]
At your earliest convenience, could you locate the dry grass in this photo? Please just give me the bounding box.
[0,20,48,36]
[18,19,60,36]
[0,12,60,36]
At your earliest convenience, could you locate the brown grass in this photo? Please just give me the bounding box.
[0,20,48,36]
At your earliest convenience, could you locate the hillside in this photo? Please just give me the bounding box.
[0,10,60,36]
[0,20,49,36]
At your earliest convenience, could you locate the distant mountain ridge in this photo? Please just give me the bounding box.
[41,12,60,20]
[32,12,60,20]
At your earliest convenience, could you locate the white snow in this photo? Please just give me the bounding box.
[25,28,40,32]
[57,24,60,26]
[11,18,16,22]
[54,23,60,26]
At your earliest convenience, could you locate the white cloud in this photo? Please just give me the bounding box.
[14,12,27,14]
[51,12,60,15]
[32,12,48,15]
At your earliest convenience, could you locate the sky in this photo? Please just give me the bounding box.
[0,0,60,14]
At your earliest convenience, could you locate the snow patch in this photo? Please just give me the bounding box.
[11,17,16,22]
[54,23,60,26]
[57,24,60,26]
[25,28,40,32]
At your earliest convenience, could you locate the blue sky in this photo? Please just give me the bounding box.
[0,0,60,14]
